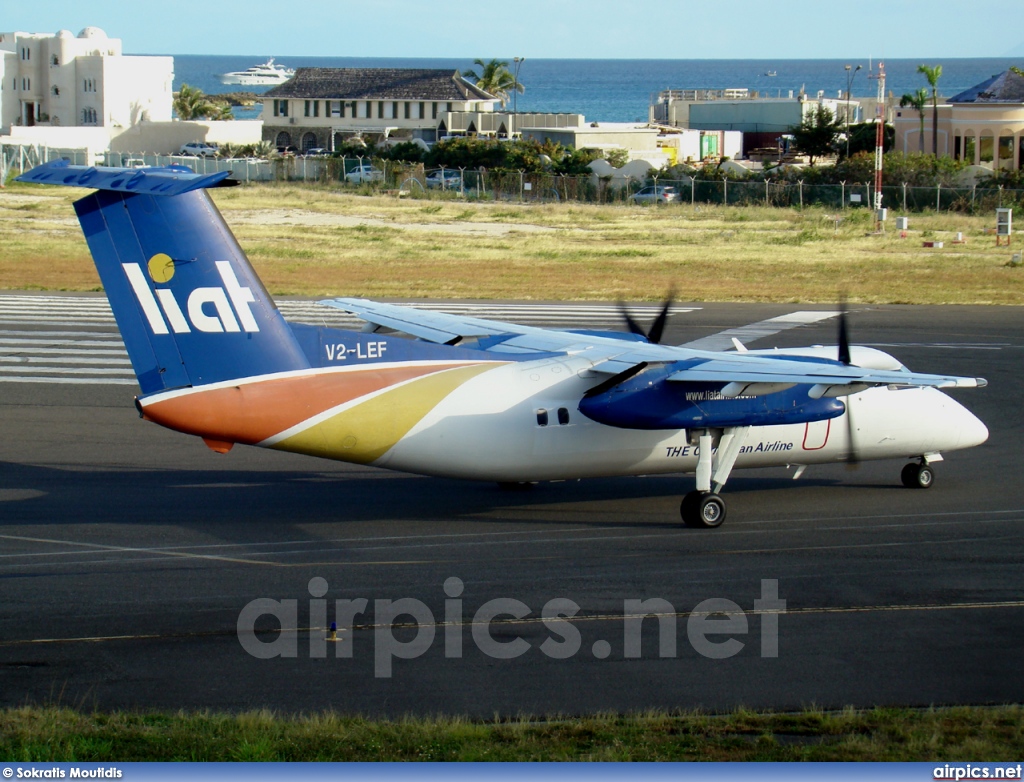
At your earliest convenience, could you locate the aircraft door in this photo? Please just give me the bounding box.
[802,419,830,451]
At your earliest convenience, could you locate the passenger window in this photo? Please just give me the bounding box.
[557,407,570,425]
[536,410,548,426]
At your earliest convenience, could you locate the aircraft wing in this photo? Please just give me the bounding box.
[322,298,987,393]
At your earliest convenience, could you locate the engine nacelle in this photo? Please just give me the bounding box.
[579,364,845,430]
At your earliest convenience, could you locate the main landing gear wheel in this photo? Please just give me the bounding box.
[901,462,934,489]
[681,491,727,528]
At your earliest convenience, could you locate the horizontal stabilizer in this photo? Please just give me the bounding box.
[16,159,235,195]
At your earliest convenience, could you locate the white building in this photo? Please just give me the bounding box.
[0,27,173,134]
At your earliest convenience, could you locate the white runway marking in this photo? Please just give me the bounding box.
[680,310,841,351]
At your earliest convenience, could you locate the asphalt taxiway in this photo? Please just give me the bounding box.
[1,303,1021,716]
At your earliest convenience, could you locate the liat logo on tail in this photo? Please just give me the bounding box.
[124,256,260,335]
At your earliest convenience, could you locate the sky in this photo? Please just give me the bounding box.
[5,0,1024,60]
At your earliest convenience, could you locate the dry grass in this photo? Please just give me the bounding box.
[2,180,1022,303]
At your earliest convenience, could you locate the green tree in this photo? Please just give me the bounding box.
[917,64,943,156]
[173,84,231,121]
[789,105,844,165]
[209,103,234,121]
[424,137,510,170]
[378,141,426,163]
[846,121,894,157]
[899,88,929,153]
[553,148,605,176]
[461,59,524,108]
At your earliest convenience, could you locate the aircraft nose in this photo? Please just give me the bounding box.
[953,402,989,449]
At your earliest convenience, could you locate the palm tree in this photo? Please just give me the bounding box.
[174,84,210,120]
[899,88,929,153]
[209,103,234,121]
[917,64,943,156]
[461,58,524,108]
[173,84,231,121]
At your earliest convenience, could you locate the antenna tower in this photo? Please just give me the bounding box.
[871,62,886,231]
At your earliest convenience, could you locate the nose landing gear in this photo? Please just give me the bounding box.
[901,461,935,489]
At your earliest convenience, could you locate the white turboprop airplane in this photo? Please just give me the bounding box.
[16,161,989,527]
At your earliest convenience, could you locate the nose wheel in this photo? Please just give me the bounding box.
[901,462,934,489]
[681,491,727,528]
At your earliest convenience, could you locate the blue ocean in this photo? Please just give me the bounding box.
[168,54,1023,122]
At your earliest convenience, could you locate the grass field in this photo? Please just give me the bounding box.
[3,705,1023,761]
[2,180,1022,303]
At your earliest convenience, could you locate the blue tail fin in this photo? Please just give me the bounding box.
[18,161,309,393]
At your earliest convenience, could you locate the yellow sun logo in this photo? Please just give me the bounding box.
[147,253,175,283]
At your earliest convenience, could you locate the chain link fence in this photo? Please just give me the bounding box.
[5,144,1023,214]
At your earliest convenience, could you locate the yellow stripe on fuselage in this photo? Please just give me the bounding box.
[270,363,498,464]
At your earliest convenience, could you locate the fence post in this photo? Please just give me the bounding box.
[935,183,941,212]
[722,176,728,206]
[519,169,524,202]
[972,184,976,212]
[998,184,1004,208]
[840,180,845,209]
[798,180,804,210]
[691,178,695,206]
[765,179,770,207]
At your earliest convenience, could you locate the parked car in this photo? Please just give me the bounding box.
[630,185,679,204]
[276,145,299,156]
[179,141,219,158]
[345,164,384,184]
[425,169,462,189]
[301,147,327,157]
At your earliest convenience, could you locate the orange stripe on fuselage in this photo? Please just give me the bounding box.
[139,364,490,445]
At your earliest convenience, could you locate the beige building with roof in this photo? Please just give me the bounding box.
[893,69,1024,171]
[261,68,500,151]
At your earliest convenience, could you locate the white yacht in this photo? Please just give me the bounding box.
[218,59,295,86]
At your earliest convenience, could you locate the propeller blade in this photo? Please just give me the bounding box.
[837,298,851,366]
[646,290,675,345]
[844,396,861,469]
[618,302,648,339]
[618,290,675,344]
[837,296,858,466]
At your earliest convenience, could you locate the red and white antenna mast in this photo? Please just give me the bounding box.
[871,61,886,231]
